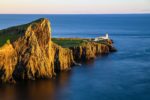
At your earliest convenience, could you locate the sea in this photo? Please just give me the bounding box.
[0,14,150,100]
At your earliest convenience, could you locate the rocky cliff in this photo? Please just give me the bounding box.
[0,18,116,83]
[12,18,55,81]
[70,42,109,62]
[0,18,74,83]
[50,42,75,72]
[0,43,17,83]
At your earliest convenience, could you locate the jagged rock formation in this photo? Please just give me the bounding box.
[0,18,76,83]
[12,18,55,80]
[51,42,75,71]
[0,43,17,83]
[70,42,109,62]
[0,18,116,83]
[102,39,117,52]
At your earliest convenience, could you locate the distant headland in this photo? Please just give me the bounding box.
[0,18,116,83]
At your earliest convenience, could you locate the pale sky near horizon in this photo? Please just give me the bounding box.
[0,0,150,14]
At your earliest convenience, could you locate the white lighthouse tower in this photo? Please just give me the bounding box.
[105,33,109,39]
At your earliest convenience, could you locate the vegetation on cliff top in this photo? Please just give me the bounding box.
[0,33,19,47]
[52,38,90,47]
[52,38,113,48]
[0,18,46,47]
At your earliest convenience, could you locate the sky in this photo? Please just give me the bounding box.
[0,0,150,14]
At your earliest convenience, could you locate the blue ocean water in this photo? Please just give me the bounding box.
[0,14,150,100]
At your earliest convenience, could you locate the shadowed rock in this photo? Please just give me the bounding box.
[51,42,75,72]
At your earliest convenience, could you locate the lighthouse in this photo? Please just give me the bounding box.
[94,33,109,41]
[105,33,109,39]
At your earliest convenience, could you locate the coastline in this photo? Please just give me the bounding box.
[0,18,116,83]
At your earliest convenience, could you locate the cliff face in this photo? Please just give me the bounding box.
[70,42,109,62]
[12,18,55,80]
[0,18,77,83]
[51,42,74,71]
[0,43,17,83]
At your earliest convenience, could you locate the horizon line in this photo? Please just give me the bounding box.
[0,13,150,15]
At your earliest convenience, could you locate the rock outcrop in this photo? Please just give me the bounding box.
[0,18,116,83]
[70,42,109,62]
[51,42,75,72]
[0,18,56,82]
[0,18,77,83]
[0,43,17,83]
[12,18,55,80]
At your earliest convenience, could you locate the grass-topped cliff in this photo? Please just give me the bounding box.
[52,38,114,48]
[0,18,47,47]
[52,38,90,48]
[0,18,116,83]
[52,38,116,62]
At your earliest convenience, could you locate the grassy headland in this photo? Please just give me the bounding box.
[52,38,113,48]
[0,19,41,47]
[52,38,90,48]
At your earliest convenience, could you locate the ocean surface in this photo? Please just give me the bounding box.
[0,14,150,100]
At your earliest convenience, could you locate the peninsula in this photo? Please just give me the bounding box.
[0,18,116,83]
